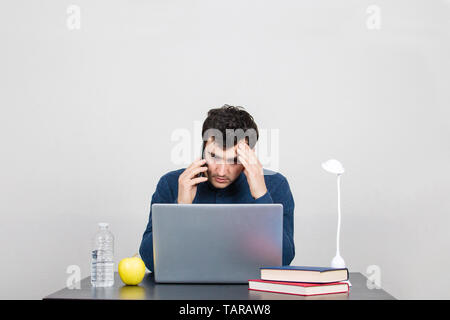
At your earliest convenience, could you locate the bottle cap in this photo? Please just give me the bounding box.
[98,222,109,228]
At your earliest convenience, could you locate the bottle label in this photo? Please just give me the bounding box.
[91,250,98,260]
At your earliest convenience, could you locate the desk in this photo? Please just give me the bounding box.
[44,272,395,300]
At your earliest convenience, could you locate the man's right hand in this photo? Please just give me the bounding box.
[177,158,208,204]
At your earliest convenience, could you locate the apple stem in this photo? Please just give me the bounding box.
[132,252,139,257]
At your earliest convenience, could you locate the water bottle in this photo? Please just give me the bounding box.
[91,222,114,287]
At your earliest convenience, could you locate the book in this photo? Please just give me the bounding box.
[260,266,349,283]
[248,279,349,296]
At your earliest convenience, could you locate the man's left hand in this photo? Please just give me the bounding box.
[236,141,268,200]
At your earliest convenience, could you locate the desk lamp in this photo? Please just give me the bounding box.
[322,159,347,270]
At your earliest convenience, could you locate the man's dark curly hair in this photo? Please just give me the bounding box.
[202,104,259,150]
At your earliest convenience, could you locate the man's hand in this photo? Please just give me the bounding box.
[177,157,209,204]
[236,141,268,199]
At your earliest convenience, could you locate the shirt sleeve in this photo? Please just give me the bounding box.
[253,190,274,203]
[277,178,295,265]
[139,175,176,272]
[254,177,295,265]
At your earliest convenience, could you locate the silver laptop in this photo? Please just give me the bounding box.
[151,203,283,283]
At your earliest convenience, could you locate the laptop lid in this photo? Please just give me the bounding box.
[151,203,283,283]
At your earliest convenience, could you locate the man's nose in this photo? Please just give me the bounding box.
[217,163,227,176]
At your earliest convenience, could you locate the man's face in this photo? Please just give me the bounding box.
[203,140,244,188]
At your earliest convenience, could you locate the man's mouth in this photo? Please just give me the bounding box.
[214,177,228,183]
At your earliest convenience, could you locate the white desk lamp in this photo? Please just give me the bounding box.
[322,159,347,270]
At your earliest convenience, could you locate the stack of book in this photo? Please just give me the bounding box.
[248,266,350,296]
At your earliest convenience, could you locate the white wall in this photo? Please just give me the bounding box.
[0,0,449,299]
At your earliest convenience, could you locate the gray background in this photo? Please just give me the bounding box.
[1,0,449,299]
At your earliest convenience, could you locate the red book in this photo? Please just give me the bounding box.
[248,279,349,296]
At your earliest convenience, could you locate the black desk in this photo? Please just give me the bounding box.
[44,272,395,300]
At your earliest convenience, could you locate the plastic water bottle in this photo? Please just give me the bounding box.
[91,222,114,287]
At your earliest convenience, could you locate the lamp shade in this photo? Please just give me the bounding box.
[322,159,345,175]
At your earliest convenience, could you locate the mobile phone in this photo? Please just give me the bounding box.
[198,140,208,178]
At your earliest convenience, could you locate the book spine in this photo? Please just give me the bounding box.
[248,287,350,297]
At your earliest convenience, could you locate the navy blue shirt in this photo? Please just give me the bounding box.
[139,168,295,272]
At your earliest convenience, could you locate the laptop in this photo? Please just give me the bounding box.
[151,203,283,283]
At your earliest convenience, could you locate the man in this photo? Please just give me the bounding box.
[139,105,295,272]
